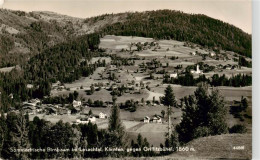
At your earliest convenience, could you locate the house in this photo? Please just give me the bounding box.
[45,107,57,115]
[58,108,71,115]
[26,84,34,89]
[170,73,178,78]
[73,100,82,108]
[35,105,44,114]
[22,98,40,107]
[144,116,150,123]
[88,115,96,122]
[210,52,216,57]
[109,65,118,71]
[191,52,196,56]
[29,98,41,106]
[99,112,107,119]
[9,93,13,99]
[152,115,162,123]
[76,116,96,124]
[76,118,89,124]
[22,105,36,115]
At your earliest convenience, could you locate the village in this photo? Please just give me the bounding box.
[2,35,252,146]
[18,97,165,125]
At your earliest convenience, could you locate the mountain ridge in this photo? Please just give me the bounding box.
[0,9,252,67]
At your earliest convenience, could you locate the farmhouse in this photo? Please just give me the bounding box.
[152,115,162,123]
[29,98,41,106]
[76,118,89,124]
[45,107,57,115]
[35,105,44,113]
[210,52,216,57]
[73,100,82,108]
[26,84,34,89]
[170,73,178,78]
[99,112,107,119]
[59,108,71,115]
[144,116,150,123]
[9,93,13,99]
[89,116,96,122]
[225,64,232,70]
[191,52,196,56]
[109,65,118,71]
[76,116,96,124]
[22,105,36,115]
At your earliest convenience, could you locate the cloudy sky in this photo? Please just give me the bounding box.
[2,0,252,33]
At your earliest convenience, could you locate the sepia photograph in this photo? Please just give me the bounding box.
[0,0,253,159]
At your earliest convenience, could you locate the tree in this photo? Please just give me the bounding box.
[28,116,47,159]
[161,110,165,118]
[176,83,228,143]
[161,85,177,107]
[73,91,79,100]
[88,109,93,115]
[229,124,247,134]
[41,121,75,159]
[107,97,127,157]
[2,112,30,159]
[112,95,117,106]
[130,133,154,157]
[240,96,248,111]
[164,130,179,153]
[90,85,95,95]
[0,114,7,157]
[161,85,177,139]
[87,98,93,106]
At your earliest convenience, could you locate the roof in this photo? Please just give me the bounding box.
[153,115,162,119]
[22,106,35,110]
[144,116,150,119]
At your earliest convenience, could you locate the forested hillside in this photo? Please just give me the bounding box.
[0,9,125,67]
[0,33,101,111]
[0,9,252,67]
[0,10,76,67]
[101,10,251,57]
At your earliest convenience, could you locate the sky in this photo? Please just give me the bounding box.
[1,0,252,34]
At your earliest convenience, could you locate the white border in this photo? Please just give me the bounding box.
[253,0,260,159]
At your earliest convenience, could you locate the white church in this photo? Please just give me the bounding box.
[191,65,203,74]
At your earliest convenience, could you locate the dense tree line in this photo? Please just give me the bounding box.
[238,56,252,68]
[0,113,105,159]
[0,33,101,112]
[119,99,138,112]
[0,98,131,159]
[101,10,251,57]
[130,134,155,157]
[164,73,252,87]
[24,33,101,83]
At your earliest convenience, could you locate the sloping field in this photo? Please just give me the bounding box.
[171,134,252,159]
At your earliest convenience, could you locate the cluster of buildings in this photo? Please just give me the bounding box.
[74,112,107,124]
[20,99,108,120]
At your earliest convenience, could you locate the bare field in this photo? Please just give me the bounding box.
[171,134,252,159]
[100,35,199,60]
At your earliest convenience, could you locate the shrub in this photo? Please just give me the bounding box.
[229,124,247,134]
